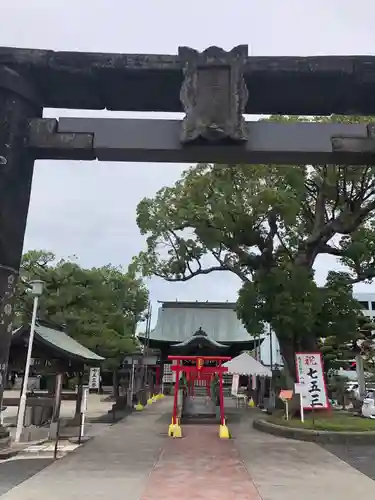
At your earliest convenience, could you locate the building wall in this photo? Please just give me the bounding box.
[353,292,375,318]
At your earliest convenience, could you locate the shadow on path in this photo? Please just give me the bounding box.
[321,443,375,481]
[0,459,53,497]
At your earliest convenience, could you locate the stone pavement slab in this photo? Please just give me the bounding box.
[141,425,261,500]
[232,413,375,500]
[2,399,375,500]
[0,398,171,500]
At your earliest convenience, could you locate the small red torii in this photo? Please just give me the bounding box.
[168,355,231,438]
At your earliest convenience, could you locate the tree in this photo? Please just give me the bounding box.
[133,115,375,379]
[316,274,374,374]
[352,315,375,373]
[16,250,149,371]
[327,374,349,408]
[238,268,364,378]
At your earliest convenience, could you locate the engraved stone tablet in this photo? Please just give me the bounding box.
[179,45,249,145]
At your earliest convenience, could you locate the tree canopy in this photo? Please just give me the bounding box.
[16,250,149,370]
[133,115,375,378]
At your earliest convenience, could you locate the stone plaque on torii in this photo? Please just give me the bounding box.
[1,43,375,442]
[178,45,249,144]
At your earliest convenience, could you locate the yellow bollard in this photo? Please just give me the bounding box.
[248,397,255,408]
[168,418,182,438]
[173,424,182,438]
[219,419,230,439]
[135,403,144,411]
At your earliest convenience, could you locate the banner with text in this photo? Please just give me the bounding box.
[295,353,329,410]
[231,374,239,396]
[89,367,100,390]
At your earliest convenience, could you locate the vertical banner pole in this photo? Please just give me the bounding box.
[251,374,257,390]
[172,361,180,425]
[130,361,135,406]
[269,325,273,371]
[300,392,304,423]
[218,362,225,425]
[79,386,88,441]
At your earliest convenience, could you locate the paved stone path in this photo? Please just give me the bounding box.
[233,414,375,500]
[141,425,261,499]
[0,398,169,500]
[1,398,375,500]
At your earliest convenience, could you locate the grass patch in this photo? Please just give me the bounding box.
[268,412,375,432]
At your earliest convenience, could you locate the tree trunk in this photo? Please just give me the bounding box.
[278,341,297,388]
[112,371,119,399]
[278,333,319,388]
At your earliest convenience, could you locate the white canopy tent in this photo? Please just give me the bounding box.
[224,352,272,405]
[223,352,272,377]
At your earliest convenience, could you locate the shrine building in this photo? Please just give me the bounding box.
[138,301,266,390]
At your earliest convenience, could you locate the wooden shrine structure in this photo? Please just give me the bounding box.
[3,322,103,433]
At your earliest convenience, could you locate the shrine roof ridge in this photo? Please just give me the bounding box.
[146,301,255,344]
[159,301,237,310]
[2,46,375,114]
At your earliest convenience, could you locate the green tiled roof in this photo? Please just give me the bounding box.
[13,324,104,363]
[146,302,254,343]
[34,325,104,363]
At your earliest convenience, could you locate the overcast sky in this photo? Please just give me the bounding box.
[2,0,375,320]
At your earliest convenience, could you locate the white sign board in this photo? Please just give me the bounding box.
[295,353,329,410]
[89,367,100,390]
[294,383,307,395]
[231,374,239,396]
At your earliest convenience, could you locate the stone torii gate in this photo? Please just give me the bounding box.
[1,43,375,441]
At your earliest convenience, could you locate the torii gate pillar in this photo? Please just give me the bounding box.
[0,67,42,443]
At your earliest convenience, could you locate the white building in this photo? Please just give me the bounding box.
[353,292,375,319]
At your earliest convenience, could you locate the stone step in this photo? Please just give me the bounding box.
[182,396,217,419]
[182,417,219,425]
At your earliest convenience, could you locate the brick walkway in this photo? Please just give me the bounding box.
[141,425,261,500]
